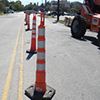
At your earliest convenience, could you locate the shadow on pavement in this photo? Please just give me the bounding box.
[53,21,58,24]
[71,36,100,49]
[83,36,99,47]
[24,23,27,25]
[65,25,71,27]
[26,53,34,60]
[71,36,86,41]
[25,29,32,31]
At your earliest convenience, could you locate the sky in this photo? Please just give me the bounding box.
[8,0,83,6]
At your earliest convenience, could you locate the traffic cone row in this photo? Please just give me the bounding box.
[25,12,56,100]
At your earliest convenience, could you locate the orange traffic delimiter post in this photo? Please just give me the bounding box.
[35,13,46,93]
[27,13,30,30]
[26,12,37,54]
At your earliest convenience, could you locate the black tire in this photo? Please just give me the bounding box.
[98,38,100,47]
[71,15,87,38]
[98,27,100,47]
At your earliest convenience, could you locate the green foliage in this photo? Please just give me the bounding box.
[9,0,24,11]
[0,2,6,11]
[2,0,9,6]
[51,15,55,18]
[70,3,80,12]
[59,20,65,23]
[16,0,21,5]
[46,2,54,11]
[0,0,24,12]
[24,2,37,11]
[60,6,69,12]
[40,3,45,8]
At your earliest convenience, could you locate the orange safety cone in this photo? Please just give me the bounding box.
[26,12,37,54]
[25,12,27,21]
[25,13,56,100]
[25,12,27,25]
[27,13,30,30]
[26,12,28,25]
[35,12,46,93]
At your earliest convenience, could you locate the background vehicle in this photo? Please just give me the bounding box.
[71,0,100,46]
[8,9,14,13]
[46,11,57,16]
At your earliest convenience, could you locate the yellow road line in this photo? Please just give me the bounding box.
[18,20,24,100]
[2,19,23,100]
[18,63,23,100]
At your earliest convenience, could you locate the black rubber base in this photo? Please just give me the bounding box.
[25,84,56,100]
[26,49,37,54]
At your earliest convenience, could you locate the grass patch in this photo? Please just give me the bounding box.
[38,14,50,18]
[0,13,8,16]
[51,15,55,18]
[58,20,65,23]
[37,14,56,18]
[45,15,49,18]
[14,11,19,13]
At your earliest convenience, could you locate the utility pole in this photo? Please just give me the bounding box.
[57,0,59,22]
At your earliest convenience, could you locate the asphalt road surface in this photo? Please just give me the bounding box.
[0,12,100,100]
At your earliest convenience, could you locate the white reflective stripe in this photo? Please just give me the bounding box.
[32,35,36,38]
[37,64,45,70]
[33,20,36,23]
[37,52,45,59]
[38,29,45,36]
[27,16,28,21]
[33,25,36,28]
[38,41,45,48]
[32,30,36,33]
[82,5,89,14]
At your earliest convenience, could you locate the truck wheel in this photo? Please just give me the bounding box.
[98,37,100,47]
[98,27,100,47]
[71,15,87,38]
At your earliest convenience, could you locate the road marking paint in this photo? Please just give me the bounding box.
[18,63,23,100]
[18,19,24,100]
[2,19,23,100]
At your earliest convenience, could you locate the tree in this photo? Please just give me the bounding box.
[9,0,24,11]
[16,0,21,5]
[2,0,9,6]
[46,5,51,11]
[60,6,69,12]
[33,3,37,10]
[40,3,45,8]
[24,3,33,10]
[76,5,80,12]
[0,2,6,11]
[9,1,15,10]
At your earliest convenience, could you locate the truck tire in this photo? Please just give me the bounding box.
[98,27,100,47]
[98,37,100,47]
[71,15,87,38]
